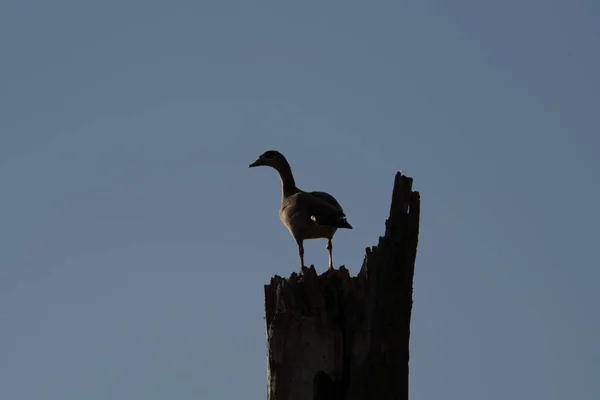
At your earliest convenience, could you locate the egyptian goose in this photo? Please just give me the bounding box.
[249,150,352,271]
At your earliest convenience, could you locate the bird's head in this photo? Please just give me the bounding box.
[248,150,286,169]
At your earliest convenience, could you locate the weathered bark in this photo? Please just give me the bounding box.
[265,172,420,400]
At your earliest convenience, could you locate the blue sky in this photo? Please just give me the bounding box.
[1,1,598,399]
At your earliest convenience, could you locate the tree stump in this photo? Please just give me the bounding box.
[264,172,420,400]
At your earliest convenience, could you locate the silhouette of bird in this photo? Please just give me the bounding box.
[249,150,352,271]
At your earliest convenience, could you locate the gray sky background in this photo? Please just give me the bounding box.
[1,1,599,399]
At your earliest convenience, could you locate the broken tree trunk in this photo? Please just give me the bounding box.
[264,172,420,400]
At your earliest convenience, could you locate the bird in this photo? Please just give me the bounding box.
[249,150,352,271]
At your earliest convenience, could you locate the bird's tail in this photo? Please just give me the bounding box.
[312,214,353,229]
[336,217,353,229]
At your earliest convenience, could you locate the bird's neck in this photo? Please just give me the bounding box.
[275,161,298,197]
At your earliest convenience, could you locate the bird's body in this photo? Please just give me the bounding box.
[280,190,347,240]
[249,150,352,271]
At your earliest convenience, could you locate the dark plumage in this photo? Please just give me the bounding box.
[249,150,352,271]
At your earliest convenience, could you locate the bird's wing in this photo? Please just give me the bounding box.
[294,191,348,228]
[306,191,344,213]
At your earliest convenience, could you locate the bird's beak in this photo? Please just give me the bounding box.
[248,158,263,168]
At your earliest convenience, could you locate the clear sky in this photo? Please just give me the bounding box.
[1,1,598,399]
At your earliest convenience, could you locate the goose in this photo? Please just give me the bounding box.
[249,150,352,271]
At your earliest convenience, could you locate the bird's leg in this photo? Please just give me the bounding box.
[298,242,305,270]
[327,239,334,271]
